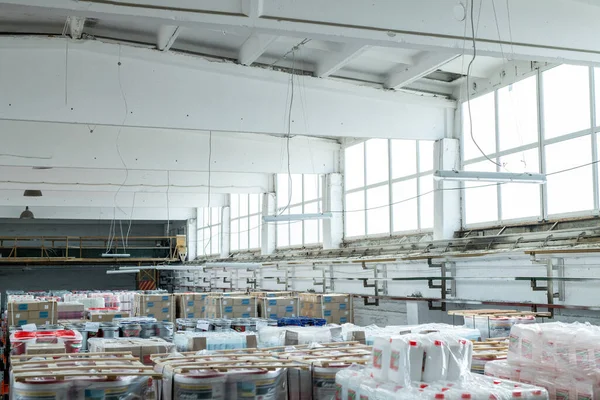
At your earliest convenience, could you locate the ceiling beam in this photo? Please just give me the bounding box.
[66,16,86,39]
[0,37,454,142]
[156,25,181,51]
[3,0,600,65]
[314,44,369,78]
[384,53,460,89]
[238,33,278,65]
[0,206,196,220]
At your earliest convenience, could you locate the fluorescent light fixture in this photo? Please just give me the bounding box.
[263,212,333,222]
[101,253,131,258]
[204,262,261,270]
[434,170,547,184]
[23,189,42,197]
[106,269,140,274]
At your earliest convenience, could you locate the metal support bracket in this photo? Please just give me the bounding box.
[364,296,379,306]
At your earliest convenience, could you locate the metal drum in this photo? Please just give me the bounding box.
[99,323,119,338]
[140,322,157,338]
[120,322,142,338]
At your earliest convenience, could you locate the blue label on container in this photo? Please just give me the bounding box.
[201,306,206,312]
[18,320,27,326]
[39,311,49,318]
[18,304,28,311]
[340,317,348,324]
[323,310,332,317]
[339,303,347,310]
[187,301,194,307]
[241,299,250,305]
[268,300,277,306]
[323,296,332,303]
[187,313,194,318]
[224,306,233,313]
[148,314,155,318]
[241,313,250,318]
[161,308,169,313]
[285,306,294,312]
[269,314,278,319]
[115,314,123,318]
[147,302,154,307]
[161,296,169,301]
[267,293,276,297]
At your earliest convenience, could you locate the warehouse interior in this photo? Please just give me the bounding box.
[1,1,600,399]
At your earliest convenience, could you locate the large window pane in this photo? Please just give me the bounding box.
[249,215,260,249]
[419,175,434,229]
[391,140,417,179]
[345,142,365,190]
[546,136,593,215]
[230,221,239,252]
[277,217,289,248]
[211,227,219,255]
[304,202,320,245]
[230,195,239,219]
[462,92,496,160]
[289,206,303,245]
[392,179,418,232]
[498,75,538,151]
[418,141,435,172]
[366,139,389,185]
[345,191,365,237]
[595,68,600,125]
[239,218,249,250]
[277,175,289,209]
[239,194,249,217]
[500,150,541,220]
[304,175,320,202]
[464,161,499,224]
[249,194,260,215]
[366,185,390,235]
[543,65,590,139]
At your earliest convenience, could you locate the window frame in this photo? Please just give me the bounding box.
[197,207,222,257]
[460,65,600,229]
[275,174,325,249]
[229,193,262,253]
[343,138,435,240]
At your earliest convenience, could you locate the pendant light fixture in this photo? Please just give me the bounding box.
[19,206,34,219]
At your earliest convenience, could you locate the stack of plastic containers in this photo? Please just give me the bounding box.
[10,329,83,354]
[464,315,536,340]
[335,331,549,399]
[173,331,254,351]
[485,322,600,399]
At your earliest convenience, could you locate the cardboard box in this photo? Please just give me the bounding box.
[251,291,293,298]
[175,293,208,319]
[88,311,130,322]
[87,337,175,365]
[134,294,174,322]
[175,333,258,352]
[298,293,350,304]
[7,301,58,326]
[206,296,257,318]
[260,297,298,319]
[58,302,85,319]
[26,343,66,355]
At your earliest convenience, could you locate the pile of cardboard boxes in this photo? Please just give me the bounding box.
[205,296,257,319]
[133,294,174,322]
[6,300,58,326]
[299,293,352,324]
[174,293,208,319]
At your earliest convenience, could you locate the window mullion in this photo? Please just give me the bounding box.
[416,141,422,230]
[495,90,502,223]
[590,67,599,213]
[363,142,368,236]
[537,69,548,221]
[388,139,393,235]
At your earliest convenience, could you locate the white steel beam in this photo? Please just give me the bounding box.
[66,16,86,39]
[156,25,181,51]
[0,206,196,220]
[0,37,453,140]
[3,0,600,64]
[384,53,460,90]
[238,33,278,65]
[0,120,339,175]
[314,44,369,78]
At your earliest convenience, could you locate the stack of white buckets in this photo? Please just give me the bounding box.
[336,332,550,399]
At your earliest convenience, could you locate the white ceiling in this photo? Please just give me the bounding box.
[0,0,595,220]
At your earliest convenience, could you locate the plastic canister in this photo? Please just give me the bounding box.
[99,323,119,339]
[12,379,70,400]
[334,368,360,400]
[372,336,400,382]
[388,335,423,386]
[120,323,142,338]
[446,337,473,381]
[174,371,226,400]
[422,336,450,383]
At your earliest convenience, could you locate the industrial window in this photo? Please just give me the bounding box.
[230,194,262,253]
[344,138,434,239]
[276,174,324,248]
[197,207,221,257]
[462,65,599,227]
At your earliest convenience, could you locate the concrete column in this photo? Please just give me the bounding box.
[323,173,344,249]
[433,138,461,241]
[220,198,231,258]
[261,193,276,255]
[186,210,197,261]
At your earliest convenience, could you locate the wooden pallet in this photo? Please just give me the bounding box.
[11,351,162,381]
[449,309,550,318]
